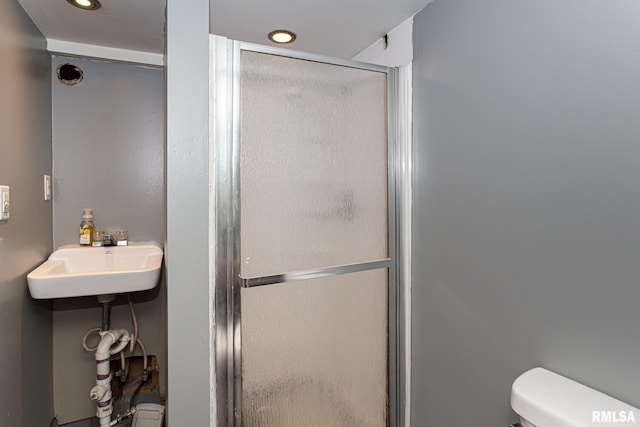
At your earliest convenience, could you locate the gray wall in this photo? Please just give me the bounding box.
[0,0,53,425]
[51,56,165,423]
[412,0,640,425]
[52,57,164,248]
[165,0,212,425]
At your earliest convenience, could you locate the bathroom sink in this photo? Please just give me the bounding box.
[27,242,163,299]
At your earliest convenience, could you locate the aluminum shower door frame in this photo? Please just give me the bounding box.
[210,36,410,427]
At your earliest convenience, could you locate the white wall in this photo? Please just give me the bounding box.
[353,16,415,67]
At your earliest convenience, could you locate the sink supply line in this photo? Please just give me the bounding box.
[110,407,136,426]
[128,295,148,375]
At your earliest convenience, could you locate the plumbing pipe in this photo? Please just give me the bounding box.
[83,297,146,426]
[101,301,111,332]
[137,338,148,376]
[97,294,115,331]
[95,329,130,361]
[128,295,138,353]
[127,296,148,375]
[90,329,131,427]
[91,355,112,427]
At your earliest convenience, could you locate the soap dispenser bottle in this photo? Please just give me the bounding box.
[79,208,94,246]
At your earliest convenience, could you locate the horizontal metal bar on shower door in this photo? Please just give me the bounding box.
[240,258,392,288]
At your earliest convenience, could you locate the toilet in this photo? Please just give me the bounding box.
[511,367,640,426]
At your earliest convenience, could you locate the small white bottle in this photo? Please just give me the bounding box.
[79,208,94,246]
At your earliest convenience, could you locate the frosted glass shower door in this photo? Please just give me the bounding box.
[237,49,390,427]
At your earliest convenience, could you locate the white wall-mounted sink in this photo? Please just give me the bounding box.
[27,241,163,299]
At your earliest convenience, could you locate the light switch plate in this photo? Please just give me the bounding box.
[44,175,51,201]
[0,185,9,221]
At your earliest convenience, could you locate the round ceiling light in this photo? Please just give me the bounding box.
[66,0,102,10]
[268,30,296,44]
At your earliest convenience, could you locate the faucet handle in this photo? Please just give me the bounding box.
[92,230,106,247]
[111,228,128,246]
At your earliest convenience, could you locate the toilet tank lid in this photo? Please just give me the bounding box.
[511,368,639,427]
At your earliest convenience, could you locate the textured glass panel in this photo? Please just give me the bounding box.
[241,269,388,427]
[240,51,388,278]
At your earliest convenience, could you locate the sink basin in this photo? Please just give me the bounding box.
[27,241,163,299]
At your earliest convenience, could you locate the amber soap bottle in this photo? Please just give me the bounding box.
[79,208,94,246]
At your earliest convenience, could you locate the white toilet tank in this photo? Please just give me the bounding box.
[511,367,640,427]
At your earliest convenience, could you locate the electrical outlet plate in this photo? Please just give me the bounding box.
[0,185,9,221]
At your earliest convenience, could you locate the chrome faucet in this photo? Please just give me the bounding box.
[92,228,128,247]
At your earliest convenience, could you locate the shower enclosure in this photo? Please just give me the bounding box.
[211,36,408,426]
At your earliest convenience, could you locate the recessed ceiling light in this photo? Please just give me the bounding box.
[66,0,101,10]
[268,30,296,44]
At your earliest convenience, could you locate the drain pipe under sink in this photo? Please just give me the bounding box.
[90,329,131,427]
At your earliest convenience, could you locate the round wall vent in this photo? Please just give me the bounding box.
[56,63,84,86]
